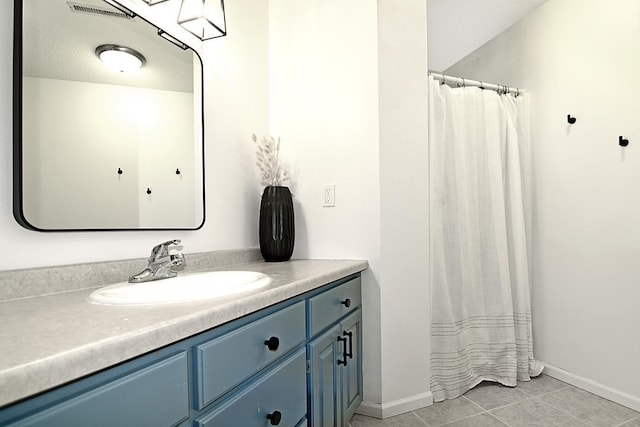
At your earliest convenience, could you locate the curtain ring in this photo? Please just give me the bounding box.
[456,78,463,88]
[441,74,446,85]
[462,78,466,88]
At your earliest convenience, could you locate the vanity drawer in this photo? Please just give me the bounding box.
[195,301,306,409]
[9,352,188,427]
[309,276,361,336]
[195,349,307,427]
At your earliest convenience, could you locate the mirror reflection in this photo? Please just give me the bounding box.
[15,0,204,230]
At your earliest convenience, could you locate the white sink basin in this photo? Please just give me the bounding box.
[88,271,271,306]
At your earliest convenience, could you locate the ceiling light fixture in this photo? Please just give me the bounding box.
[95,44,146,73]
[158,29,188,50]
[178,0,226,41]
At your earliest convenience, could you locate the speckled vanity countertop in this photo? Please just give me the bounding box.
[0,259,368,408]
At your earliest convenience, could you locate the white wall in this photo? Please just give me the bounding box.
[268,0,383,407]
[22,77,195,229]
[377,0,430,410]
[269,0,430,416]
[446,0,640,407]
[2,0,269,270]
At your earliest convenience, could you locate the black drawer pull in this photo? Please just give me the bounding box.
[341,298,351,308]
[266,410,282,425]
[337,336,348,366]
[343,331,353,359]
[264,336,280,351]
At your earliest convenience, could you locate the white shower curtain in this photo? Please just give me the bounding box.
[429,76,542,402]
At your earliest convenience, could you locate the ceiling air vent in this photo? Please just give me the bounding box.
[66,2,134,19]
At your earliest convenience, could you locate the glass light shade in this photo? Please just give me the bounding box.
[96,45,146,73]
[178,0,226,41]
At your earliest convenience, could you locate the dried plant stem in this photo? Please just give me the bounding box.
[253,134,290,187]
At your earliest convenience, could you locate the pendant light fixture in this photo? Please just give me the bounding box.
[178,0,226,41]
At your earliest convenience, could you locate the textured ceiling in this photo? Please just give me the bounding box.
[427,0,549,71]
[22,0,194,92]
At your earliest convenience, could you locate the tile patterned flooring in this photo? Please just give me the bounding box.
[350,375,640,427]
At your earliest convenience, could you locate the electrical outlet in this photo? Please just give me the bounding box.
[322,184,335,207]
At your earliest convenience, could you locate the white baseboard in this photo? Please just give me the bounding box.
[356,391,434,419]
[544,364,640,412]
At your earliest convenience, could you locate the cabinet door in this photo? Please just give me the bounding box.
[195,350,306,427]
[308,325,341,427]
[308,277,361,337]
[195,301,306,408]
[340,309,363,425]
[8,352,189,427]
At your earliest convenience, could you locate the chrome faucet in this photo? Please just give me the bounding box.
[129,239,186,283]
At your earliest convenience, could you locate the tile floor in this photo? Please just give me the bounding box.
[350,375,640,427]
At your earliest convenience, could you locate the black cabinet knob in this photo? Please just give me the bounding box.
[341,298,351,308]
[267,410,282,425]
[264,336,280,351]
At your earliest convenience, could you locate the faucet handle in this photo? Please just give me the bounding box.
[149,239,182,261]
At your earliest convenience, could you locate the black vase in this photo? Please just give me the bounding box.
[259,186,295,262]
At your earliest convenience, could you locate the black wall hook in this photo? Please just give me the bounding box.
[175,168,181,175]
[619,136,629,147]
[117,168,123,175]
[567,115,576,124]
[146,188,152,195]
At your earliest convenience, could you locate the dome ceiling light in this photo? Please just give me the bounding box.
[95,44,146,73]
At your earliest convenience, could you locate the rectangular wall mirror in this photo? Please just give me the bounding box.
[13,0,205,231]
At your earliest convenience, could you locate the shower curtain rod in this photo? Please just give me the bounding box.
[428,71,521,96]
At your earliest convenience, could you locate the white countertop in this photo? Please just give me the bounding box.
[0,259,367,408]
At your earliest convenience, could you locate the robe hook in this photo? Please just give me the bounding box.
[567,115,577,124]
[175,168,181,175]
[117,167,123,175]
[146,188,152,195]
[619,136,629,147]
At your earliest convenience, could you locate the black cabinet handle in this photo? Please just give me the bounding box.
[337,336,348,366]
[343,331,353,359]
[264,336,280,351]
[266,410,282,425]
[341,298,351,308]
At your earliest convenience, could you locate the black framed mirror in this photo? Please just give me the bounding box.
[13,0,205,231]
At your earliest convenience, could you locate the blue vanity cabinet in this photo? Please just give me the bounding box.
[195,349,307,426]
[2,352,189,427]
[307,276,363,427]
[309,324,342,426]
[339,309,363,423]
[0,272,364,427]
[194,301,306,409]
